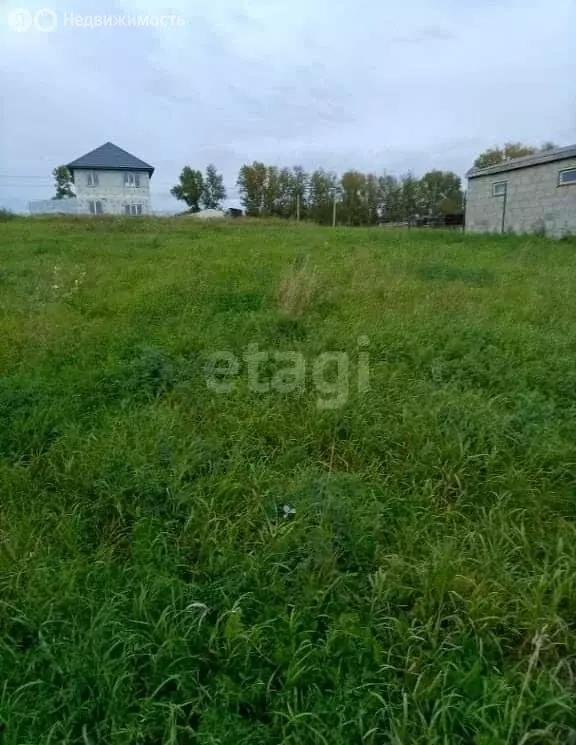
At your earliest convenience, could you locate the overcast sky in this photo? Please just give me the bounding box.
[1,0,575,212]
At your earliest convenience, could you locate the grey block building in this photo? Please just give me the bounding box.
[465,145,576,237]
[29,142,154,216]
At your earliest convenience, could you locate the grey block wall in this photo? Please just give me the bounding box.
[72,168,152,214]
[30,169,153,215]
[466,157,576,237]
[29,198,82,215]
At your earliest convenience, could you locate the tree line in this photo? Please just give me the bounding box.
[171,163,464,224]
[472,141,557,170]
[246,164,468,224]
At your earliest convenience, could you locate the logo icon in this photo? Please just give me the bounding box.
[7,7,58,32]
[8,8,33,32]
[34,8,58,32]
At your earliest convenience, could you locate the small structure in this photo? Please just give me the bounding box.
[465,145,576,237]
[187,209,226,220]
[410,213,464,229]
[29,142,154,216]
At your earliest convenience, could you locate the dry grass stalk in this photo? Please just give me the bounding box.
[278,258,318,316]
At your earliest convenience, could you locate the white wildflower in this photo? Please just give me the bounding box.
[282,504,296,519]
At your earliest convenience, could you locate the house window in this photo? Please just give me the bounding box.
[124,172,141,187]
[88,200,103,215]
[86,171,99,187]
[559,168,576,186]
[124,203,143,215]
[492,181,507,197]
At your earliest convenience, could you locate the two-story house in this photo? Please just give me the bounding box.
[29,142,155,215]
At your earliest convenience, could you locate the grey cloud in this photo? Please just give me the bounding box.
[393,25,457,43]
[0,0,574,213]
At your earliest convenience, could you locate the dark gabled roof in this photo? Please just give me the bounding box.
[66,142,154,176]
[467,144,576,179]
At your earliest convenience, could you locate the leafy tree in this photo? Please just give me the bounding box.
[474,142,537,169]
[237,162,267,216]
[308,169,338,225]
[420,170,463,215]
[202,164,227,209]
[292,166,309,220]
[270,166,310,220]
[399,172,423,218]
[365,173,380,225]
[171,167,204,212]
[540,141,558,152]
[263,166,281,215]
[378,174,403,222]
[52,166,74,199]
[340,171,369,226]
[474,147,506,169]
[275,167,295,218]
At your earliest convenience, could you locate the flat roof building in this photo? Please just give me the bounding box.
[465,145,576,237]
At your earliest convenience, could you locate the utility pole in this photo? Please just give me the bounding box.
[501,186,508,234]
[332,193,337,228]
[296,192,300,222]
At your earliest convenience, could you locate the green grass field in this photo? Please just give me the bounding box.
[1,217,576,744]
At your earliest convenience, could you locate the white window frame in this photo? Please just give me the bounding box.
[124,203,143,216]
[124,172,141,188]
[88,200,103,215]
[492,181,507,197]
[558,168,576,186]
[86,171,99,187]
